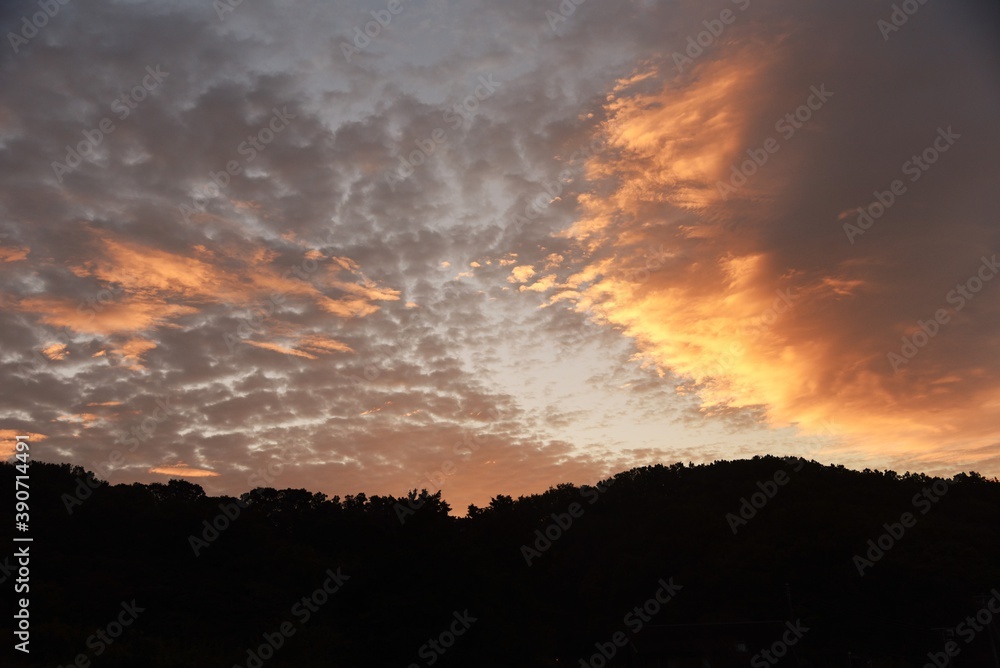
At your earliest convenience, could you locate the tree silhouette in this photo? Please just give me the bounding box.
[3,457,999,667]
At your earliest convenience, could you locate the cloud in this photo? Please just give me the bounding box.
[243,337,352,360]
[508,265,537,284]
[1,0,997,511]
[41,342,69,360]
[0,246,29,263]
[0,430,46,457]
[541,3,1000,468]
[149,463,221,478]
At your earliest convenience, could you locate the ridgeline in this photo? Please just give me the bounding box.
[3,457,999,667]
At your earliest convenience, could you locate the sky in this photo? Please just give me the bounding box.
[1,0,998,513]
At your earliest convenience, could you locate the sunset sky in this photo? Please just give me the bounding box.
[2,0,998,512]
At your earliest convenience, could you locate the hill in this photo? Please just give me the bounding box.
[3,457,999,667]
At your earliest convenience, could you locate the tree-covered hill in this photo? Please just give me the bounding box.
[3,457,999,667]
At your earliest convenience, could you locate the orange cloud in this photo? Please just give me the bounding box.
[21,297,197,335]
[564,52,782,249]
[16,228,398,366]
[0,246,29,262]
[545,55,1000,470]
[245,333,353,360]
[0,430,46,457]
[245,340,318,359]
[41,342,69,360]
[111,338,158,370]
[149,463,220,478]
[508,265,536,284]
[298,334,354,355]
[89,337,158,370]
[56,413,100,424]
[521,275,559,293]
[361,400,393,416]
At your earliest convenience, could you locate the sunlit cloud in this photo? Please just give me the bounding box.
[0,246,29,263]
[55,413,100,426]
[21,296,197,335]
[246,340,316,360]
[508,265,537,284]
[41,342,69,360]
[0,430,46,457]
[16,228,398,357]
[149,463,221,478]
[544,37,1000,469]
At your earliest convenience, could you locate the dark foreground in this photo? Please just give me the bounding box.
[3,457,999,667]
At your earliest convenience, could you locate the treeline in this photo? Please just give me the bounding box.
[3,457,999,667]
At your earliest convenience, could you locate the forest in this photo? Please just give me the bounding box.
[3,457,999,667]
